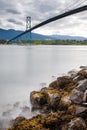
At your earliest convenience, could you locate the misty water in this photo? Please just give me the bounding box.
[0,44,87,128]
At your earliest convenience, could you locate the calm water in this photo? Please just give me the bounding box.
[0,45,87,127]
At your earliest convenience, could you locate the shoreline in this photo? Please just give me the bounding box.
[0,39,87,45]
[7,66,87,130]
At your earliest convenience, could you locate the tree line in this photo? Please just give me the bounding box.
[0,39,87,45]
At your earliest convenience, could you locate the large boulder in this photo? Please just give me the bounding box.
[75,106,87,118]
[8,115,49,130]
[11,116,26,127]
[74,69,87,82]
[61,117,86,130]
[76,79,87,92]
[70,89,84,104]
[68,69,77,79]
[7,67,87,130]
[57,76,76,90]
[80,66,87,69]
[59,95,71,109]
[41,88,61,111]
[49,80,58,89]
[77,69,87,78]
[30,91,47,110]
[68,105,87,117]
[68,117,86,130]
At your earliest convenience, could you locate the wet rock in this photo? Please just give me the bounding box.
[7,67,87,130]
[77,69,87,78]
[61,117,86,130]
[73,75,84,82]
[8,114,50,130]
[42,88,61,109]
[68,117,86,130]
[43,112,62,129]
[59,95,71,109]
[80,66,87,69]
[30,88,62,112]
[76,106,87,118]
[68,105,87,118]
[57,76,77,91]
[70,89,84,104]
[74,69,87,82]
[57,76,73,89]
[49,80,58,89]
[11,116,26,127]
[68,104,76,115]
[68,69,77,79]
[30,91,47,109]
[76,79,87,92]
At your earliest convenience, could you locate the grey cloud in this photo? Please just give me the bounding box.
[35,0,60,13]
[0,0,21,15]
[0,0,14,11]
[7,19,23,25]
[23,0,64,27]
[40,14,83,32]
[6,9,21,14]
[32,0,62,17]
[0,0,9,9]
[25,0,86,27]
[0,0,87,37]
[22,0,87,37]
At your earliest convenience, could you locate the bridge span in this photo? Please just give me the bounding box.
[8,5,87,43]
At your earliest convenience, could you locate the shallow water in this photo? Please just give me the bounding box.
[0,45,87,128]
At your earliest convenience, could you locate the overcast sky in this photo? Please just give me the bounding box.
[0,0,87,37]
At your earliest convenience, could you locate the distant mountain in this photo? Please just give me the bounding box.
[0,28,87,41]
[50,34,87,41]
[0,29,53,40]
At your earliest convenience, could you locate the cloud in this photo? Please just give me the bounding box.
[7,19,23,25]
[6,9,21,14]
[0,0,87,37]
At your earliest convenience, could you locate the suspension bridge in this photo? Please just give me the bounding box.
[8,5,87,43]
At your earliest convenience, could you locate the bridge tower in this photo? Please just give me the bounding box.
[26,16,31,43]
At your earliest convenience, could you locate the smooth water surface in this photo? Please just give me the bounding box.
[0,45,87,113]
[0,45,87,105]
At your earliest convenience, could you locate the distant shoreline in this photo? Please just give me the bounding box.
[0,39,87,45]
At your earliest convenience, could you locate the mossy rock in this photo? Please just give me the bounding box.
[7,67,87,130]
[68,104,76,115]
[77,69,87,78]
[74,69,87,81]
[30,91,47,107]
[41,88,62,111]
[59,95,71,110]
[8,115,49,130]
[11,116,26,127]
[49,80,58,89]
[57,76,76,90]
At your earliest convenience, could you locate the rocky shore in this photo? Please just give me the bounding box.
[7,66,87,130]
